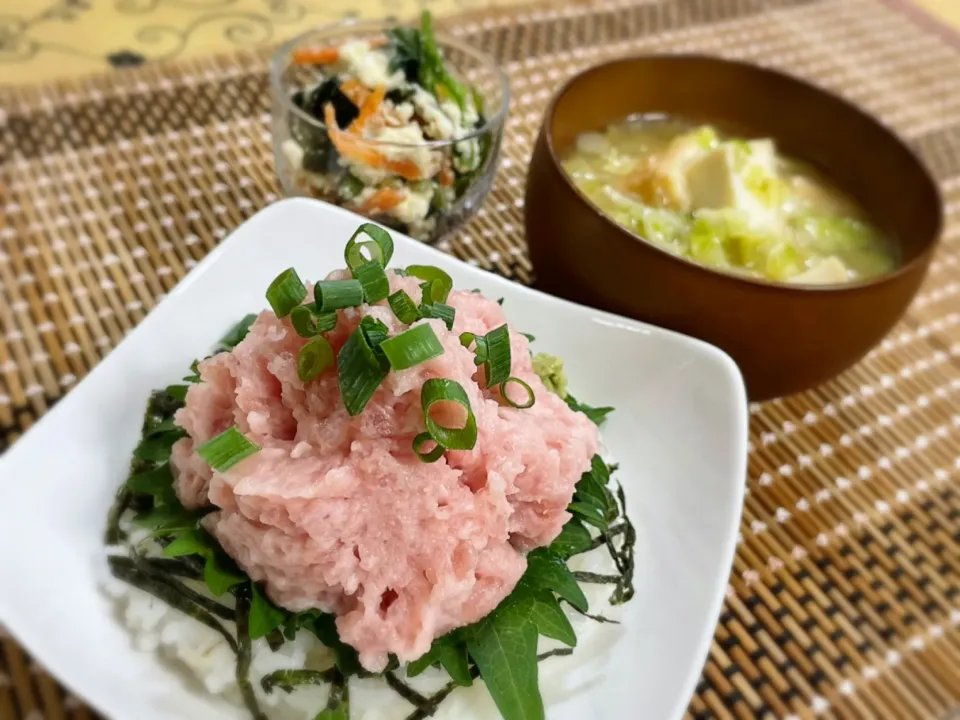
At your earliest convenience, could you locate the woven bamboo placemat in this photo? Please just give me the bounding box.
[2,0,960,718]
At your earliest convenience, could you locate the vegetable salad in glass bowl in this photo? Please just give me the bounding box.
[270,12,509,242]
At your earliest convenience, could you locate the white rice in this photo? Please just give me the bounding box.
[105,522,623,720]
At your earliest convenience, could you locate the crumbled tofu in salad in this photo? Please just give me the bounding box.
[283,11,492,241]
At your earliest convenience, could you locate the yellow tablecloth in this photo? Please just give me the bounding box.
[1,0,957,86]
[0,0,527,85]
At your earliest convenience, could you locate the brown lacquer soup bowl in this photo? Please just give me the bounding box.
[525,55,942,400]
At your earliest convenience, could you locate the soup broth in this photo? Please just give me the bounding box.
[562,117,896,284]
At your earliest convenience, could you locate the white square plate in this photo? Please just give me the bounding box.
[0,198,747,720]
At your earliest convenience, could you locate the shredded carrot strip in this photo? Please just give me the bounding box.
[340,79,369,107]
[438,163,455,187]
[357,187,406,214]
[292,46,340,65]
[324,104,427,181]
[292,35,389,65]
[349,85,386,133]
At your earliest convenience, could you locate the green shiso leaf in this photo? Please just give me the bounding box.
[133,430,184,463]
[522,585,576,647]
[166,384,189,402]
[524,548,588,612]
[567,500,608,531]
[204,552,246,597]
[131,506,204,533]
[311,613,362,675]
[564,394,614,426]
[548,519,592,558]
[464,601,544,720]
[218,313,257,350]
[126,463,174,497]
[407,633,473,686]
[249,584,287,640]
[162,528,211,558]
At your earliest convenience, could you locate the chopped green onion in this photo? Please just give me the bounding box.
[521,332,535,343]
[482,325,512,386]
[345,223,395,271]
[500,377,535,408]
[359,316,389,353]
[266,269,307,318]
[290,306,337,337]
[298,336,334,382]
[406,265,453,303]
[459,332,476,349]
[388,290,420,324]
[413,432,444,463]
[353,261,390,304]
[420,302,455,330]
[338,324,389,416]
[196,427,261,472]
[315,279,364,312]
[381,324,444,370]
[421,378,477,451]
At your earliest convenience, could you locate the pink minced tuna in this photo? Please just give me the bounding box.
[171,271,598,670]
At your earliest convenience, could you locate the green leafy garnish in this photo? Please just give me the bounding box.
[217,313,257,350]
[564,394,615,425]
[249,584,287,640]
[200,553,243,596]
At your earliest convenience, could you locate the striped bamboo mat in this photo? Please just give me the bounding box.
[2,0,960,718]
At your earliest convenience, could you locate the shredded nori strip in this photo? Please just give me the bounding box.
[564,601,620,625]
[571,571,621,584]
[586,523,627,552]
[131,555,203,580]
[108,559,238,654]
[105,486,132,545]
[402,666,480,720]
[385,671,430,706]
[322,668,350,717]
[536,648,575,661]
[266,629,286,652]
[234,585,269,720]
[112,555,234,621]
[261,668,338,694]
[609,482,636,605]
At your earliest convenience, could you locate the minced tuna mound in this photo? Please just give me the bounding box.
[171,271,599,671]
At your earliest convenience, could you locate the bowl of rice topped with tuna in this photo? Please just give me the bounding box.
[270,12,509,242]
[104,223,635,720]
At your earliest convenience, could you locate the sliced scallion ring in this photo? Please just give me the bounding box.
[266,268,307,318]
[500,377,535,409]
[407,265,453,304]
[345,223,394,271]
[315,279,364,312]
[421,378,477,451]
[381,324,444,370]
[353,260,390,304]
[481,325,511,386]
[298,336,334,382]
[338,323,389,416]
[388,290,420,325]
[290,306,337,338]
[196,427,261,472]
[420,302,455,330]
[413,432,444,463]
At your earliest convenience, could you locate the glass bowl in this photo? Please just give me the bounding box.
[269,18,510,243]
